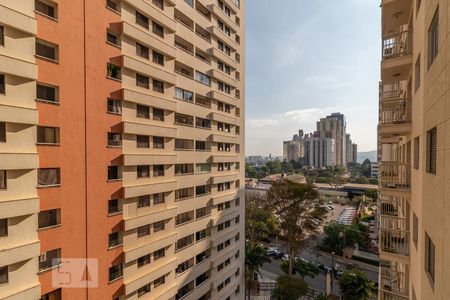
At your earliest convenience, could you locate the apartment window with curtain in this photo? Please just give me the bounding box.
[414,136,420,169]
[109,263,123,281]
[195,117,211,129]
[137,225,150,238]
[152,0,164,10]
[35,0,57,19]
[153,79,164,93]
[426,127,437,174]
[108,231,122,248]
[175,211,194,226]
[0,170,6,190]
[175,113,194,126]
[107,98,121,114]
[196,163,211,173]
[107,132,122,147]
[195,71,211,86]
[36,39,58,61]
[137,165,150,178]
[0,74,4,94]
[39,248,61,272]
[136,104,150,118]
[136,73,149,89]
[0,122,5,142]
[136,135,149,148]
[425,232,435,283]
[138,195,150,208]
[153,165,165,177]
[153,108,164,121]
[107,63,121,80]
[152,51,164,65]
[175,87,193,102]
[415,55,421,92]
[37,126,60,144]
[37,83,58,103]
[135,42,149,59]
[153,193,165,204]
[136,11,149,29]
[154,248,165,260]
[0,266,7,284]
[0,219,7,237]
[108,166,121,181]
[428,8,439,68]
[38,209,61,229]
[106,0,119,12]
[38,168,60,186]
[153,220,165,232]
[152,22,164,37]
[137,254,150,268]
[138,284,151,297]
[176,234,194,251]
[153,136,164,149]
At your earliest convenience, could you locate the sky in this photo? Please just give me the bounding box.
[245,0,381,156]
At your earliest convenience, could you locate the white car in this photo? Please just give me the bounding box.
[282,254,289,261]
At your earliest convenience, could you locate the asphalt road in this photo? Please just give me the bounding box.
[259,204,379,294]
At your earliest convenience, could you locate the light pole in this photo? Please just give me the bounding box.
[331,251,335,290]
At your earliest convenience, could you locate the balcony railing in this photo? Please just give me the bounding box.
[382,30,412,60]
[380,81,408,102]
[379,195,408,217]
[380,266,409,299]
[380,162,410,189]
[380,98,411,125]
[379,223,409,256]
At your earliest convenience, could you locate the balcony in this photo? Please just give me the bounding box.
[381,28,413,82]
[379,195,408,218]
[379,98,411,135]
[379,216,409,257]
[380,162,410,190]
[379,263,409,300]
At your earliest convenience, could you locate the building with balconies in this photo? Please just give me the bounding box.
[378,0,449,299]
[0,0,245,299]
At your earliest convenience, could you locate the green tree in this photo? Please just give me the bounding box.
[322,224,364,254]
[361,159,372,178]
[315,295,331,300]
[272,275,308,300]
[266,180,323,275]
[282,160,294,173]
[246,165,258,178]
[364,189,378,201]
[338,269,376,300]
[245,242,271,298]
[245,192,279,243]
[280,259,320,280]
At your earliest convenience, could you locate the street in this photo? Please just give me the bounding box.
[259,203,379,295]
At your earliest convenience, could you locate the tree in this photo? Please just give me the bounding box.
[282,160,294,173]
[338,269,376,300]
[245,242,271,298]
[245,192,279,243]
[364,189,378,201]
[272,275,308,300]
[280,259,320,280]
[265,180,323,275]
[322,224,364,254]
[246,165,258,178]
[361,159,372,178]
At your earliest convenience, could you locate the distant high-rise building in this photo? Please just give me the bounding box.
[352,143,358,164]
[305,137,336,168]
[316,113,347,165]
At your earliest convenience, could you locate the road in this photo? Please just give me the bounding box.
[259,203,379,295]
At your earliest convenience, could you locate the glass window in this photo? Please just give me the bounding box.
[154,248,165,260]
[152,51,164,65]
[152,22,164,37]
[153,79,164,93]
[36,40,58,60]
[428,8,439,68]
[136,73,149,89]
[153,220,165,232]
[35,0,57,19]
[425,232,435,282]
[136,43,149,59]
[196,163,211,173]
[426,127,437,174]
[138,284,151,297]
[0,219,7,237]
[153,108,164,121]
[153,165,165,177]
[109,263,123,281]
[37,127,60,144]
[138,195,150,208]
[136,11,149,29]
[108,166,121,180]
[175,87,193,102]
[38,209,60,229]
[37,84,58,103]
[195,71,211,86]
[108,199,121,215]
[0,266,7,285]
[39,248,61,272]
[107,98,121,114]
[38,168,61,186]
[108,231,122,248]
[153,136,164,149]
[137,104,150,118]
[0,74,4,94]
[153,193,165,204]
[137,225,150,238]
[137,165,150,178]
[136,135,150,148]
[137,254,150,267]
[154,276,165,287]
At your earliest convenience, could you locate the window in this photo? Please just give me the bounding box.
[153,79,164,93]
[37,127,59,144]
[0,74,4,94]
[154,276,165,288]
[136,73,149,89]
[176,234,194,251]
[107,63,121,80]
[196,251,209,264]
[136,135,149,148]
[413,213,418,248]
[196,207,209,218]
[153,0,164,9]
[236,126,240,135]
[153,108,164,121]
[196,185,210,196]
[195,117,211,129]
[153,220,165,232]
[137,165,150,178]
[38,168,60,186]
[196,228,210,241]
[0,266,7,285]
[175,87,193,102]
[176,259,194,275]
[106,0,119,11]
[415,55,421,92]
[108,199,121,215]
[39,248,61,271]
[175,187,194,200]
[36,40,58,61]
[0,123,4,143]
[35,0,57,19]
[426,127,437,174]
[137,254,150,267]
[218,82,230,94]
[138,284,151,297]
[108,166,120,180]
[425,232,435,282]
[175,211,194,225]
[109,263,123,281]
[153,193,165,204]
[196,163,211,173]
[107,98,121,114]
[106,132,121,147]
[154,248,165,260]
[136,11,149,29]
[0,26,4,46]
[152,22,164,38]
[108,232,122,248]
[107,31,119,46]
[153,165,165,177]
[137,104,150,118]
[138,195,150,208]
[196,140,210,151]
[235,215,240,224]
[428,8,439,68]
[38,209,60,229]
[136,43,149,59]
[175,113,194,126]
[196,272,209,286]
[152,51,164,65]
[236,162,240,170]
[37,83,58,103]
[137,225,150,238]
[195,71,211,86]
[153,136,164,149]
[175,164,193,175]
[176,281,194,300]
[414,136,420,170]
[0,219,7,237]
[175,139,194,150]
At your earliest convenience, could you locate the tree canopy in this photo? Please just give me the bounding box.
[338,269,376,300]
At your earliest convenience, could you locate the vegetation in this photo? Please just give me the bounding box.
[280,259,320,280]
[272,275,308,300]
[265,180,324,275]
[245,192,279,243]
[322,224,364,254]
[364,189,378,201]
[338,269,376,300]
[245,242,271,298]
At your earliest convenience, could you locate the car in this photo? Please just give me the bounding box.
[281,254,289,261]
[273,252,285,259]
[334,270,343,279]
[326,205,334,210]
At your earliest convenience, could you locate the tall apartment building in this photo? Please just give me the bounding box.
[316,113,347,165]
[345,133,358,165]
[352,143,358,164]
[0,0,245,299]
[378,0,449,299]
[304,137,336,169]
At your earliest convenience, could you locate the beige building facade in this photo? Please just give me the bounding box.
[378,0,450,299]
[0,0,245,299]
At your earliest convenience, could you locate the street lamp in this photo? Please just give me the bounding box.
[331,251,335,289]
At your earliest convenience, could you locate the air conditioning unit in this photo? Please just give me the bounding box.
[39,252,47,263]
